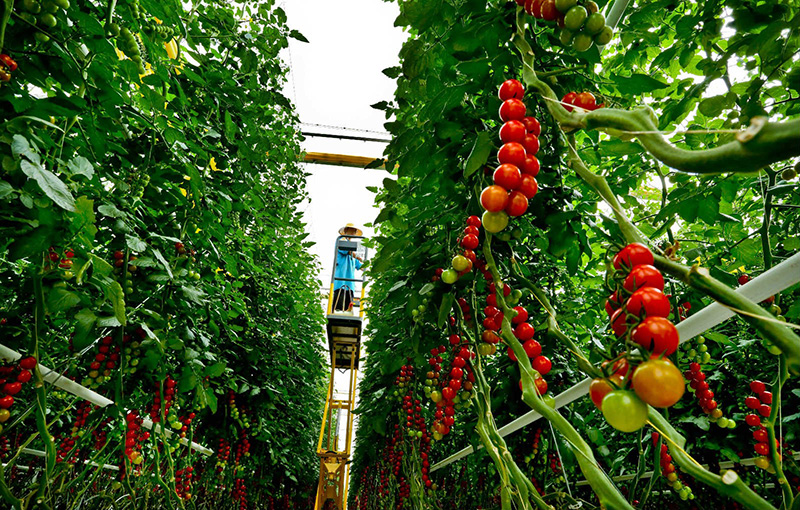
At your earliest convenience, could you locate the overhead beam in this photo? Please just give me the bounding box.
[302,152,388,170]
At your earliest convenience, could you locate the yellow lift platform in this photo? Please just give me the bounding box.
[315,235,368,510]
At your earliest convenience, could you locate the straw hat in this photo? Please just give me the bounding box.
[338,223,363,236]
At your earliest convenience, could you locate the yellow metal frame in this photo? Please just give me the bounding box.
[315,340,359,510]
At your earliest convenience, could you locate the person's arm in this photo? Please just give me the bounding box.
[350,252,363,269]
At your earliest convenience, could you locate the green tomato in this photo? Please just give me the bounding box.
[554,0,578,13]
[451,254,469,272]
[417,304,426,313]
[594,25,613,45]
[35,32,51,43]
[601,391,648,432]
[482,211,509,233]
[441,269,458,284]
[688,349,697,358]
[23,0,41,13]
[53,0,69,8]
[39,13,57,27]
[717,417,729,428]
[572,32,593,52]
[726,419,736,429]
[584,12,606,35]
[701,352,712,363]
[564,6,588,31]
[558,28,574,45]
[696,336,705,345]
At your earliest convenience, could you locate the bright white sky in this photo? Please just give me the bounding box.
[283,0,407,287]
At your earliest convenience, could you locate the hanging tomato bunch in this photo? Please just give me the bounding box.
[480,79,540,234]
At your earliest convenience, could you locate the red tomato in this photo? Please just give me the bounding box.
[745,414,761,427]
[16,370,31,383]
[610,309,631,337]
[522,155,540,176]
[761,391,773,404]
[493,164,522,190]
[480,185,510,212]
[522,116,541,136]
[498,79,525,101]
[449,379,462,390]
[483,317,498,330]
[623,265,664,292]
[449,334,461,345]
[754,443,769,456]
[540,0,559,20]
[573,92,596,111]
[613,243,654,270]
[532,355,552,375]
[442,387,456,401]
[3,382,21,396]
[625,287,670,318]
[511,306,528,324]
[523,339,541,358]
[19,356,37,370]
[561,92,577,112]
[464,225,479,236]
[505,191,528,217]
[461,234,479,250]
[514,0,525,5]
[508,348,518,362]
[499,120,527,144]
[0,395,13,409]
[753,429,768,443]
[514,322,535,341]
[631,359,684,408]
[482,330,500,344]
[0,54,17,72]
[466,215,481,227]
[632,316,679,355]
[522,134,540,155]
[604,291,621,316]
[738,274,751,285]
[534,376,548,395]
[749,380,766,393]
[589,378,613,409]
[499,99,527,122]
[484,305,500,318]
[518,174,538,199]
[758,404,771,417]
[497,142,527,167]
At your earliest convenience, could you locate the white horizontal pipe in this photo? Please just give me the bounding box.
[430,250,800,473]
[575,452,800,486]
[0,344,212,456]
[20,448,120,470]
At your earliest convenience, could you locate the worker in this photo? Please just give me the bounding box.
[333,223,364,313]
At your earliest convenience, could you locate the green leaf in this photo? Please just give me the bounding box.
[464,132,492,178]
[46,287,82,313]
[611,74,669,95]
[703,331,733,346]
[97,204,126,218]
[205,388,218,413]
[289,29,308,43]
[73,308,97,350]
[419,283,435,295]
[11,135,40,164]
[204,362,227,377]
[67,156,95,179]
[437,293,455,328]
[152,248,174,279]
[126,235,148,253]
[20,160,76,212]
[101,279,127,326]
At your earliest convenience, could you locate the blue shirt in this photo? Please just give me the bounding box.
[334,250,362,290]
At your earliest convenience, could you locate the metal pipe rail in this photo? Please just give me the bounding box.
[0,344,213,456]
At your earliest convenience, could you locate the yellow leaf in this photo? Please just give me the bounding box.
[210,157,218,172]
[180,188,187,197]
[184,175,191,181]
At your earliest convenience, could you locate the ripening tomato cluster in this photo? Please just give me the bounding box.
[49,245,76,279]
[232,478,248,510]
[123,328,145,375]
[0,53,18,83]
[429,341,476,440]
[651,432,695,501]
[175,465,194,500]
[605,243,678,355]
[125,410,148,465]
[92,416,112,450]
[684,362,732,427]
[438,215,483,285]
[82,335,121,388]
[149,376,176,421]
[745,380,775,466]
[518,0,613,52]
[215,438,231,473]
[480,79,541,235]
[0,356,35,432]
[56,400,94,464]
[561,91,603,112]
[234,429,251,466]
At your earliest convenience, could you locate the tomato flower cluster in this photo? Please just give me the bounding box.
[480,79,540,234]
